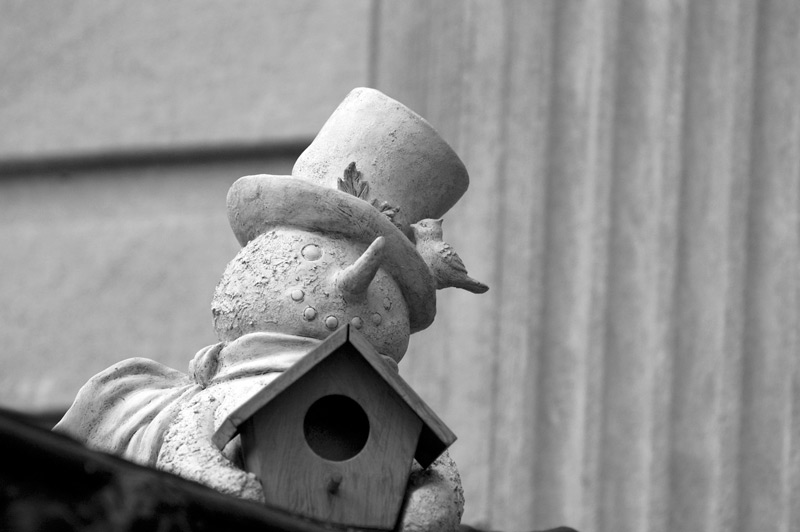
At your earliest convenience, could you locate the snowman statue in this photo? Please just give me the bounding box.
[55,88,488,532]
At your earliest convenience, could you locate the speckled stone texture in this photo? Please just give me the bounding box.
[399,451,465,532]
[157,394,264,502]
[212,228,411,361]
[56,330,465,532]
[158,390,465,532]
[292,88,469,240]
[53,87,478,532]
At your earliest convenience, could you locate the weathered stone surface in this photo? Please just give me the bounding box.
[55,331,465,531]
[293,88,469,240]
[212,228,411,361]
[52,88,476,532]
[399,451,465,532]
[158,394,265,502]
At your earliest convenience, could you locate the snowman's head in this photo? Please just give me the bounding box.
[212,228,411,362]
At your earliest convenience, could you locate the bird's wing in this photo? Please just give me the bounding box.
[438,242,468,274]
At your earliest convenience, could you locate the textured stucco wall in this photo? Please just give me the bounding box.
[0,0,372,158]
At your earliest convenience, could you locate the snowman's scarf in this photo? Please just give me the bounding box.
[53,332,321,466]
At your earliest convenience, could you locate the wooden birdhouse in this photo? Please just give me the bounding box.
[211,325,456,530]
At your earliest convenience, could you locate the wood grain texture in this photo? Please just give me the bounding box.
[374,1,800,531]
[240,347,422,529]
[215,326,455,463]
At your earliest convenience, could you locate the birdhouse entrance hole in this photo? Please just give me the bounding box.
[303,394,370,461]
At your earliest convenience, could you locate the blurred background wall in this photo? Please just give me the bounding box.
[2,2,799,532]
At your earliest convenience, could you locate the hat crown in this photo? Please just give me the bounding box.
[292,88,469,238]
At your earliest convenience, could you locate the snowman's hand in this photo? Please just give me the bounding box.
[396,450,464,532]
[156,393,265,502]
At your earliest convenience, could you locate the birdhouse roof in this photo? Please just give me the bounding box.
[212,325,456,468]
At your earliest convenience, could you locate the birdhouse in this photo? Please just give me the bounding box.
[212,325,456,530]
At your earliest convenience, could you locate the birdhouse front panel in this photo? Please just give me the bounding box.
[239,343,424,530]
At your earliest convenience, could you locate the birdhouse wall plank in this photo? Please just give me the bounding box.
[349,327,456,462]
[240,346,422,530]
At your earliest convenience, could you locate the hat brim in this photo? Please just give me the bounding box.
[226,174,436,333]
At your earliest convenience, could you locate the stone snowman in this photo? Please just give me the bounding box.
[55,88,488,532]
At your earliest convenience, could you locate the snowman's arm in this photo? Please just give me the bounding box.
[396,450,464,532]
[157,394,265,502]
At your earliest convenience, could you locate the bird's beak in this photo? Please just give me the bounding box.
[336,236,385,298]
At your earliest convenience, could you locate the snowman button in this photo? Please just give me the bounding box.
[303,307,317,321]
[325,316,339,330]
[350,317,363,329]
[291,289,305,302]
[301,244,322,261]
[371,313,382,325]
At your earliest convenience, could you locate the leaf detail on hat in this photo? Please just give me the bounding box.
[339,162,403,231]
[338,162,370,200]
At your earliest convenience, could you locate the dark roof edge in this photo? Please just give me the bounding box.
[0,409,338,532]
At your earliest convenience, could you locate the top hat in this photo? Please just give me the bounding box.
[226,88,470,333]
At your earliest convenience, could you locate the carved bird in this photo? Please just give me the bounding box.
[411,218,489,294]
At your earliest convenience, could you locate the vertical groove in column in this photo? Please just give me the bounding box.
[579,0,619,529]
[449,1,509,524]
[487,0,553,529]
[785,5,800,528]
[646,2,688,532]
[716,1,759,531]
[599,2,673,531]
[667,1,743,531]
[531,0,610,528]
[738,1,800,531]
[485,1,514,526]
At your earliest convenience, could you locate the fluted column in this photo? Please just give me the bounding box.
[372,1,800,531]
